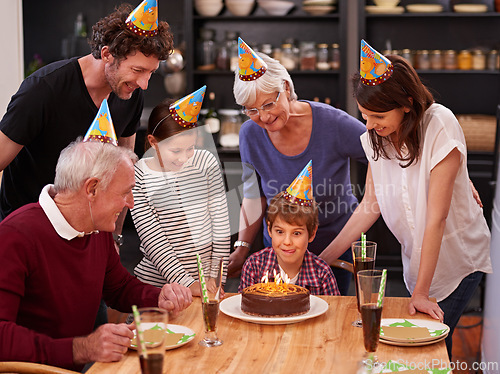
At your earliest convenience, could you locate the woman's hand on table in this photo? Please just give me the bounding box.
[72,323,134,364]
[159,283,193,317]
[408,293,444,322]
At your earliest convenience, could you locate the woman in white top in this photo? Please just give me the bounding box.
[131,98,231,297]
[320,52,492,356]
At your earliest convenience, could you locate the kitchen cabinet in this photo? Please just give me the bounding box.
[183,0,349,109]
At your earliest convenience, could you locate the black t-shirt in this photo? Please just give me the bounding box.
[0,57,143,219]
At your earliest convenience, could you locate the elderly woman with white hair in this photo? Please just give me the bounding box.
[228,51,367,294]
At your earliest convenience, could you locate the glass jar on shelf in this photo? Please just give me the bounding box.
[299,41,316,71]
[197,28,216,70]
[472,49,486,70]
[401,49,413,66]
[443,50,457,70]
[458,50,472,70]
[430,50,443,70]
[487,50,499,71]
[218,109,243,148]
[316,43,330,71]
[225,30,240,72]
[416,50,430,70]
[281,43,296,70]
[329,43,341,70]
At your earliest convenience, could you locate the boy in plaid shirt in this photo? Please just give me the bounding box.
[238,190,339,296]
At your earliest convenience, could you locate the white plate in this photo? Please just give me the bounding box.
[130,323,196,350]
[380,332,448,347]
[453,4,488,13]
[302,5,336,15]
[406,4,443,13]
[380,318,450,343]
[219,294,329,324]
[365,5,404,14]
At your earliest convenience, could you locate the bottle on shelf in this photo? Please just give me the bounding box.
[280,43,296,70]
[226,30,240,72]
[316,43,330,71]
[74,13,87,37]
[329,43,341,70]
[204,92,221,147]
[197,28,216,71]
[299,41,317,71]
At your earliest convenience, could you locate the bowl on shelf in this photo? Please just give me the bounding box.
[302,4,336,14]
[257,0,295,16]
[225,0,256,16]
[194,0,224,16]
[373,0,400,7]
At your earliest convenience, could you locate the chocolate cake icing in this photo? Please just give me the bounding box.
[241,283,310,317]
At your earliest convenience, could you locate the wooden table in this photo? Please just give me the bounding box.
[87,296,450,373]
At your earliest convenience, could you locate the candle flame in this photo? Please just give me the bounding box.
[261,271,269,284]
[259,269,291,293]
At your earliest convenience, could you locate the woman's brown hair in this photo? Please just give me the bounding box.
[352,55,434,168]
[145,98,195,151]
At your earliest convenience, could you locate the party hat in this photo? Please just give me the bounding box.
[360,39,393,86]
[238,38,267,81]
[83,99,118,146]
[283,160,313,206]
[169,85,206,128]
[126,0,158,37]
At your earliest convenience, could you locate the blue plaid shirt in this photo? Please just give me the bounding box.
[238,247,340,296]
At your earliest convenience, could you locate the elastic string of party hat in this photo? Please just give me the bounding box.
[151,113,172,136]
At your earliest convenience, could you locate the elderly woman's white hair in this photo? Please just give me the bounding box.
[233,52,298,107]
[54,138,138,193]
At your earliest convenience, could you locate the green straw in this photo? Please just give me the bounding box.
[196,254,209,303]
[377,269,387,308]
[361,232,366,259]
[132,305,148,358]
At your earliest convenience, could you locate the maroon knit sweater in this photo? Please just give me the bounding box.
[0,203,161,370]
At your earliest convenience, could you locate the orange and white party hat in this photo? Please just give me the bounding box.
[283,160,313,206]
[169,85,206,128]
[83,99,118,146]
[360,39,393,86]
[238,38,267,81]
[126,0,158,36]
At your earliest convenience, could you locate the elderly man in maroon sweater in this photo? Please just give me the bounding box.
[0,140,192,371]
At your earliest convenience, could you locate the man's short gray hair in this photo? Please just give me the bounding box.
[54,139,138,193]
[233,52,298,107]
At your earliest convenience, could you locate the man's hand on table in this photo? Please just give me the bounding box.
[409,293,444,322]
[73,323,134,364]
[159,283,193,317]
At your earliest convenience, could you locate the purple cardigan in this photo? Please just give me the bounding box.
[239,101,367,255]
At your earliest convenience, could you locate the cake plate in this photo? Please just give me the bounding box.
[219,294,328,325]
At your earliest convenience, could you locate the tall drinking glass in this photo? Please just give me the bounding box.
[358,269,385,367]
[198,256,223,347]
[352,241,377,327]
[136,307,168,374]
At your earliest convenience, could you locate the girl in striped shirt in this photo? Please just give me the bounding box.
[131,96,230,297]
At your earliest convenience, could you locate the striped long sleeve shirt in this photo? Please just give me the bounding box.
[131,149,230,288]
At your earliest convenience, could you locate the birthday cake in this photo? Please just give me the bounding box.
[241,282,310,317]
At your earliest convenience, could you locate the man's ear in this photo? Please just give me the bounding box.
[84,178,100,200]
[101,46,112,63]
